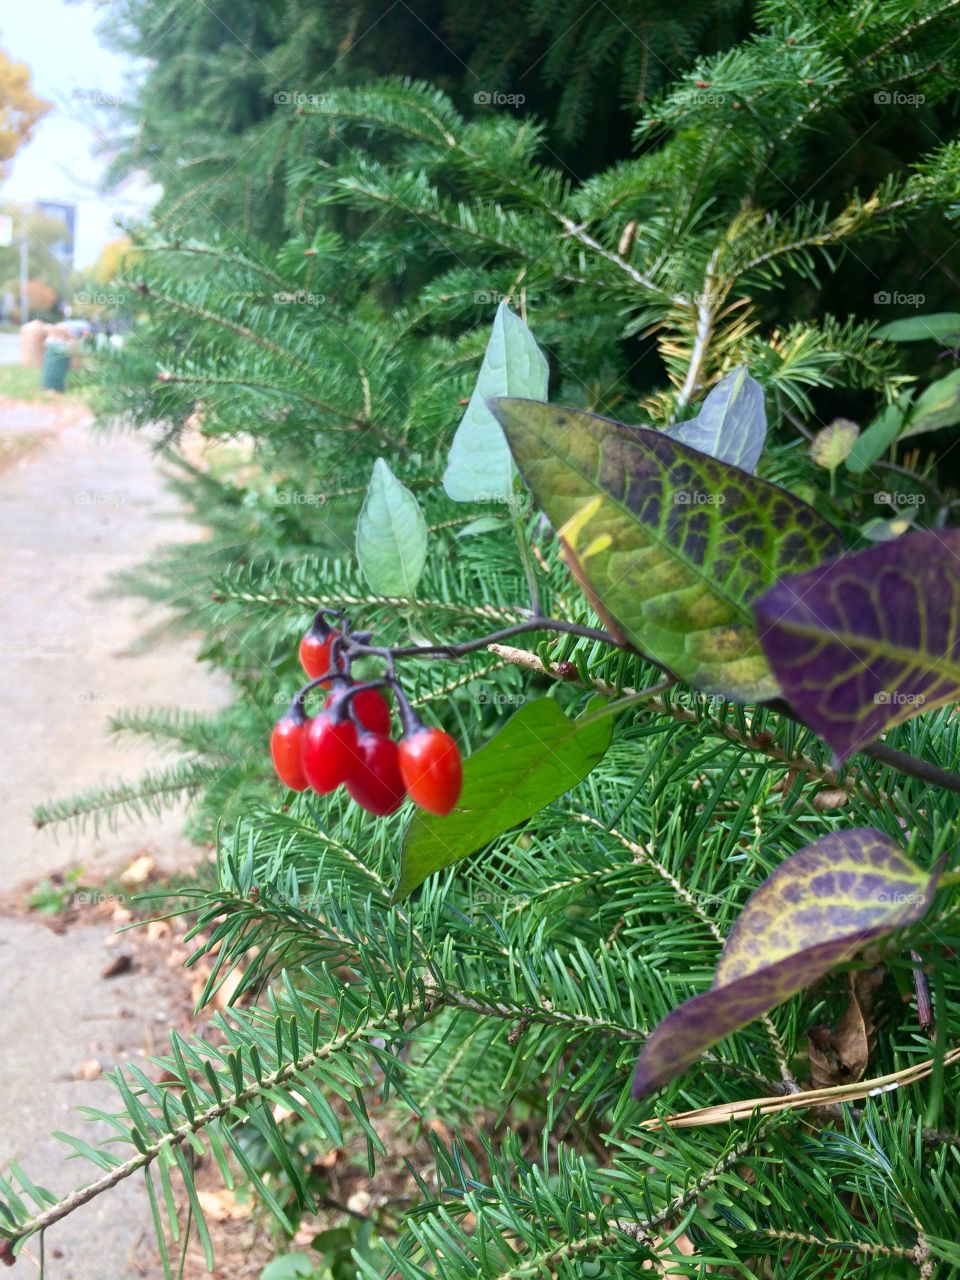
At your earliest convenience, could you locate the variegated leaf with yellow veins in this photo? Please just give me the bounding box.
[632,829,941,1097]
[487,397,844,701]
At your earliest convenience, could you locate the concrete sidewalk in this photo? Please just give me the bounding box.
[0,403,229,1276]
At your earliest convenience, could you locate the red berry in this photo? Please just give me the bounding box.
[270,715,310,791]
[299,628,345,686]
[301,714,359,794]
[345,733,407,816]
[326,687,391,735]
[397,728,462,816]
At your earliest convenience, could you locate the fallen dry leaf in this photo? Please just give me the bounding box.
[196,1188,252,1222]
[119,853,155,888]
[101,953,134,979]
[808,968,884,1087]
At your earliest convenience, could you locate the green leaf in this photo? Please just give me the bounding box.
[845,399,907,473]
[810,418,859,471]
[356,458,428,597]
[664,367,766,473]
[395,699,612,901]
[443,301,549,502]
[900,368,960,439]
[875,312,960,342]
[456,516,507,538]
[633,829,941,1095]
[486,398,844,701]
[260,1254,317,1280]
[859,514,914,541]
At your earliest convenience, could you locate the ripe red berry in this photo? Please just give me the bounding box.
[301,713,359,794]
[299,629,344,687]
[325,686,391,736]
[270,715,310,791]
[345,733,407,816]
[397,728,462,816]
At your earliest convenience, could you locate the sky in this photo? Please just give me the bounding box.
[0,0,160,267]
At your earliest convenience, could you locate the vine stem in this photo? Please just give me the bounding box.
[350,616,960,795]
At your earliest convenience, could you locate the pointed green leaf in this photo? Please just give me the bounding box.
[900,368,960,439]
[754,528,960,761]
[486,398,844,700]
[875,312,960,343]
[356,458,428,597]
[633,829,940,1096]
[443,301,549,502]
[395,699,612,901]
[664,367,767,473]
[457,516,507,538]
[845,400,907,474]
[810,418,859,472]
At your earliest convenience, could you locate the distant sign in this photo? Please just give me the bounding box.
[36,202,77,266]
[0,215,12,248]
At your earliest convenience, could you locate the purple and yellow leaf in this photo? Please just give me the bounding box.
[487,397,843,702]
[632,829,940,1097]
[753,528,960,761]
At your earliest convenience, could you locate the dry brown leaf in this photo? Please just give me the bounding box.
[119,853,155,888]
[196,1188,252,1222]
[807,968,884,1087]
[101,953,134,979]
[811,787,850,811]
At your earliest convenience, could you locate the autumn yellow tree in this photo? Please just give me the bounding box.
[0,48,50,178]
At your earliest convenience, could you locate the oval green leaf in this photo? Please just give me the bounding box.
[443,301,549,503]
[900,368,960,439]
[395,699,612,902]
[486,398,844,701]
[633,829,940,1096]
[356,458,428,597]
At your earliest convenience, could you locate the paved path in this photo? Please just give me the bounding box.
[0,332,20,365]
[0,401,230,1276]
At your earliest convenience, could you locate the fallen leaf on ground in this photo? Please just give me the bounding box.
[119,853,155,887]
[101,953,134,979]
[196,1188,252,1221]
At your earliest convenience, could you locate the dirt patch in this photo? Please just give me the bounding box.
[0,430,51,471]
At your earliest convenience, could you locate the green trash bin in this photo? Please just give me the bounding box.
[41,341,71,392]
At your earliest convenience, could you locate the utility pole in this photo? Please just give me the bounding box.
[19,238,29,323]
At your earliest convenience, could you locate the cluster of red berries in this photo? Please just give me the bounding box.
[270,612,463,817]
